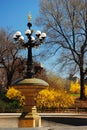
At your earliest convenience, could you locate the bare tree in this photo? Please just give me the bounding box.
[0,29,25,88]
[35,0,87,99]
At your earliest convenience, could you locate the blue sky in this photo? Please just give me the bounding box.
[0,0,40,33]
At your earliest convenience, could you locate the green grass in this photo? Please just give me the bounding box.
[72,93,80,96]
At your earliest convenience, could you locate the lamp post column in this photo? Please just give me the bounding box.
[26,20,34,78]
[26,36,34,78]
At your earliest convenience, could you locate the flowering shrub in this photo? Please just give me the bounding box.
[70,81,87,96]
[70,81,80,94]
[0,87,25,112]
[35,88,74,110]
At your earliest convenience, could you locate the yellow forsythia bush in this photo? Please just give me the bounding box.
[70,81,80,94]
[35,88,74,109]
[85,85,87,96]
[70,81,87,96]
[6,87,21,99]
[6,87,25,107]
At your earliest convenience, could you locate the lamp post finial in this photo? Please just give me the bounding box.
[28,13,32,21]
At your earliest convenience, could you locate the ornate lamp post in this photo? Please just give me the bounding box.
[13,14,46,78]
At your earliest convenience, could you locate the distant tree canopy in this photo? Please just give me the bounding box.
[36,0,87,100]
[45,72,66,90]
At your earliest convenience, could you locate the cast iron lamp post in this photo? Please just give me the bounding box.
[13,14,46,78]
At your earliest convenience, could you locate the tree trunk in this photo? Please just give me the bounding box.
[6,72,13,89]
[79,68,85,100]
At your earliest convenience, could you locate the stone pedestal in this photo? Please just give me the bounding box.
[0,113,21,128]
[19,106,41,128]
[13,78,49,112]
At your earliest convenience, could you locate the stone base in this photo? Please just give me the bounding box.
[19,118,39,128]
[19,106,41,128]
